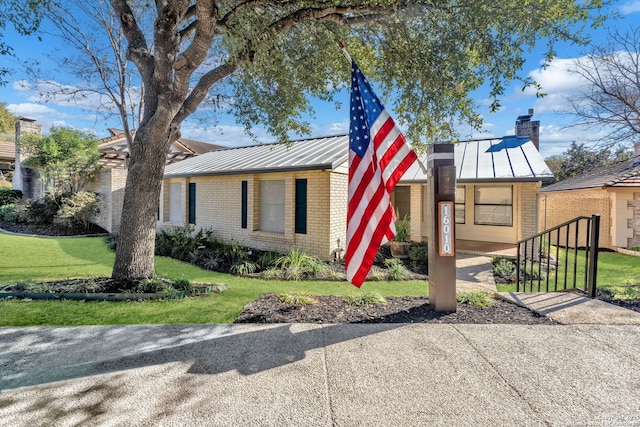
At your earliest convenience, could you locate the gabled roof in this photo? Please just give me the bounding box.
[165,133,554,183]
[541,157,640,192]
[164,135,349,178]
[400,136,554,183]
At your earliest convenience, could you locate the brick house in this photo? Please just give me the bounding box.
[540,147,640,249]
[161,131,554,260]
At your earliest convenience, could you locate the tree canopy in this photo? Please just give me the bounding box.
[20,126,101,194]
[0,0,49,85]
[0,102,17,134]
[550,141,631,182]
[33,0,609,280]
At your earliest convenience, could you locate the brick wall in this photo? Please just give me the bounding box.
[85,167,127,233]
[160,170,340,260]
[518,182,540,241]
[329,172,348,260]
[539,190,611,248]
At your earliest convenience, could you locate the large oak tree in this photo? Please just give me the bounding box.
[63,0,606,280]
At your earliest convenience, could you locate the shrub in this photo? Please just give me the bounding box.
[0,203,16,222]
[456,290,494,307]
[0,188,22,206]
[134,277,175,293]
[230,260,258,275]
[104,233,118,250]
[492,257,517,282]
[54,191,101,229]
[172,279,193,293]
[276,248,327,280]
[15,195,61,224]
[409,241,428,264]
[344,292,387,306]
[278,293,317,305]
[384,257,410,280]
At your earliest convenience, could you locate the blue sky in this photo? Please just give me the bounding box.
[1,2,639,159]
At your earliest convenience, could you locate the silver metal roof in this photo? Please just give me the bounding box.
[400,136,554,183]
[165,134,554,183]
[164,135,349,178]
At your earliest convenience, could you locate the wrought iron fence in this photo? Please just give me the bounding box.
[516,214,600,297]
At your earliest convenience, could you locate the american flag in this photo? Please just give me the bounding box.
[345,60,418,287]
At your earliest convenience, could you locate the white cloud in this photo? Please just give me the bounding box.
[620,1,640,14]
[7,102,59,117]
[328,120,349,134]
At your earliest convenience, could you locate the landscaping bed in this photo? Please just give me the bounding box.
[235,293,556,324]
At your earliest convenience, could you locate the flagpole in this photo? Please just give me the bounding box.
[338,42,353,64]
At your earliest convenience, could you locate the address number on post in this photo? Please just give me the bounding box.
[438,201,455,257]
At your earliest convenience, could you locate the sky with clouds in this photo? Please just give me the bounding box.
[1,1,639,159]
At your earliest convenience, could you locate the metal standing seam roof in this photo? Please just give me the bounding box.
[164,135,350,178]
[164,133,554,182]
[399,136,554,183]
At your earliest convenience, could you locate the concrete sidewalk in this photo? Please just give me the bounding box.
[2,324,640,426]
[456,254,640,324]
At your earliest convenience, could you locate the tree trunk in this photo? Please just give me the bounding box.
[111,118,173,281]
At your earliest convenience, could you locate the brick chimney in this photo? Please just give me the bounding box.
[13,117,43,198]
[515,108,540,150]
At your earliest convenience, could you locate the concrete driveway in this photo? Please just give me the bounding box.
[2,323,640,426]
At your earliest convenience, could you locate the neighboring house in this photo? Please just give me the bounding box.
[0,140,15,181]
[11,119,223,232]
[162,130,554,260]
[540,148,640,250]
[87,128,226,233]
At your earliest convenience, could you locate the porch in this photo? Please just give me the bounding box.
[455,239,517,258]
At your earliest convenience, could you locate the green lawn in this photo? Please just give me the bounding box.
[0,233,428,326]
[496,248,640,299]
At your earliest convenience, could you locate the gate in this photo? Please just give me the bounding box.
[516,215,600,297]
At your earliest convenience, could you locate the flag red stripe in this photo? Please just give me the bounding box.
[349,206,395,286]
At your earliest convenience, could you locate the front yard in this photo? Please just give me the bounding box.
[0,233,428,326]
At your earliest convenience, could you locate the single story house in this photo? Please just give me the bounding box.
[540,150,640,250]
[162,132,554,260]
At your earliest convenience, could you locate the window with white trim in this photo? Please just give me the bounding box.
[260,180,285,233]
[455,186,465,224]
[474,185,513,226]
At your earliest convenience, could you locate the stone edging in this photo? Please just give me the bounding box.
[616,247,640,257]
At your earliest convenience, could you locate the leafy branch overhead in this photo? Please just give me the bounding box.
[106,0,608,145]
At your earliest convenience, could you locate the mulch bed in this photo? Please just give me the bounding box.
[0,220,107,236]
[235,293,557,325]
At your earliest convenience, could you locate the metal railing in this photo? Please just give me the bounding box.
[516,214,600,297]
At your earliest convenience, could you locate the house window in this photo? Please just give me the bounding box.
[455,186,465,224]
[188,183,196,224]
[295,179,307,234]
[168,182,183,223]
[260,180,285,233]
[241,181,248,229]
[393,185,411,219]
[474,185,513,226]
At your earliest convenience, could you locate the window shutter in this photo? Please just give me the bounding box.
[241,181,248,229]
[188,183,196,224]
[295,179,307,234]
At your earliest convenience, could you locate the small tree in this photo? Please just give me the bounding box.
[20,126,101,194]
